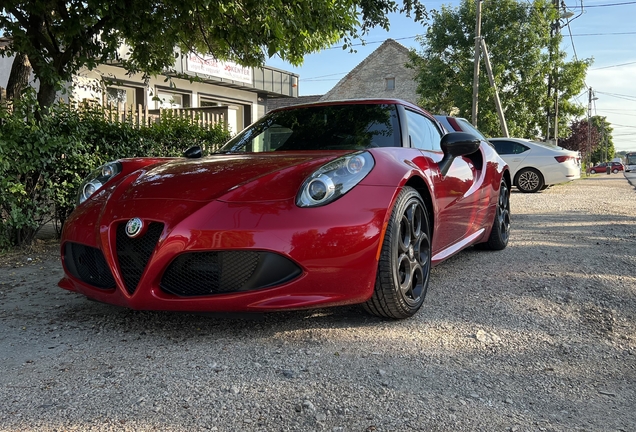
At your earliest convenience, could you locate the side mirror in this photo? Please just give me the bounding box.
[184,146,202,159]
[438,132,480,176]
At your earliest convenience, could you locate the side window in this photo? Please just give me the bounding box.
[405,110,442,151]
[494,140,528,155]
[493,141,512,154]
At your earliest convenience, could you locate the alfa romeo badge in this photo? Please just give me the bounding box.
[125,218,144,238]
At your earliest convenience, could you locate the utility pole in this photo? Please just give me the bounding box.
[587,87,593,171]
[471,0,482,126]
[480,39,509,137]
[554,74,559,146]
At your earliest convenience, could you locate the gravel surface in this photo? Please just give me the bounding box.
[1,175,635,432]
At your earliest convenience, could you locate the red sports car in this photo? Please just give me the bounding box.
[59,99,511,319]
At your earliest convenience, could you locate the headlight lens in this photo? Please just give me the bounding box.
[297,152,374,207]
[77,161,122,205]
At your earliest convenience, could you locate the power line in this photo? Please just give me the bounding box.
[302,72,350,80]
[326,35,420,50]
[591,61,636,70]
[565,22,579,61]
[595,91,636,102]
[570,31,636,37]
[324,30,635,51]
[567,1,636,7]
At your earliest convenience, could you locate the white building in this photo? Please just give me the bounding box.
[0,42,299,134]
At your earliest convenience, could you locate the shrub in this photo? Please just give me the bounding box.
[0,91,231,248]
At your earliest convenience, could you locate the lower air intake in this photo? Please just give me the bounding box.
[64,242,116,289]
[160,251,302,297]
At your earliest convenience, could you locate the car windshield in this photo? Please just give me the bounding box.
[218,104,400,153]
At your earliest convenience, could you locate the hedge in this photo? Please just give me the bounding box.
[0,91,232,248]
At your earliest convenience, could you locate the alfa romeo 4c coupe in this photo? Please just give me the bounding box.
[59,99,511,319]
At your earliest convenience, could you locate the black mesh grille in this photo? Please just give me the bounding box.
[161,251,259,297]
[64,243,116,289]
[116,222,163,295]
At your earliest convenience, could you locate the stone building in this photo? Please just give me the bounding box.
[320,39,419,105]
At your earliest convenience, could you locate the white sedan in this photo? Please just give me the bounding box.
[489,138,581,193]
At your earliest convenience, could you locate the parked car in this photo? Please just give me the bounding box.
[589,161,624,174]
[59,99,511,319]
[487,138,580,193]
[434,116,581,193]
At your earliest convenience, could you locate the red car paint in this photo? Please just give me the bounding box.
[59,99,509,313]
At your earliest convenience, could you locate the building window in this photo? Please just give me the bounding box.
[154,90,191,109]
[156,92,183,108]
[385,78,395,91]
[104,84,145,108]
[106,86,135,106]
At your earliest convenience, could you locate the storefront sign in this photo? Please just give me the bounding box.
[186,53,252,84]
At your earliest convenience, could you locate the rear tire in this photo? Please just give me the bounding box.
[476,180,510,251]
[515,168,544,193]
[612,169,619,174]
[364,187,431,319]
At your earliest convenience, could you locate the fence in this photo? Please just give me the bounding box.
[1,96,230,135]
[96,102,228,130]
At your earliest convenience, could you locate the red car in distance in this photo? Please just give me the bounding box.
[589,162,624,174]
[59,99,510,319]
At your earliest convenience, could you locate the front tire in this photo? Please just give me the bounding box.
[612,169,619,174]
[364,187,431,319]
[590,169,597,174]
[515,168,544,193]
[477,180,510,251]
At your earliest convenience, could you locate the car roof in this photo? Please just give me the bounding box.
[490,137,579,155]
[270,98,431,117]
[433,115,488,140]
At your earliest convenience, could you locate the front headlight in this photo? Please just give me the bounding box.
[297,152,375,207]
[77,161,122,205]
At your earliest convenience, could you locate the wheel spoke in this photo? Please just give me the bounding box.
[497,185,510,240]
[399,202,430,301]
[399,215,410,253]
[406,202,422,238]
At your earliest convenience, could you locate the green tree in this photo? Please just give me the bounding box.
[589,116,614,163]
[1,0,426,112]
[409,0,590,138]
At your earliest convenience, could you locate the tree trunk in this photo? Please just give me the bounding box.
[36,81,58,117]
[6,53,32,100]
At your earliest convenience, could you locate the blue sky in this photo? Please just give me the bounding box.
[266,0,636,152]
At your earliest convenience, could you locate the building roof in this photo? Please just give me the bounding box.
[266,95,323,112]
[320,39,413,102]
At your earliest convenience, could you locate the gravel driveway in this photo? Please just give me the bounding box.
[1,175,635,432]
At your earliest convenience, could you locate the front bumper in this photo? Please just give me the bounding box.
[59,186,395,312]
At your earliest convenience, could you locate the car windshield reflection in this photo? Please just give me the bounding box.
[218,104,401,153]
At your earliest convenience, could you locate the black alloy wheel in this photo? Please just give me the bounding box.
[477,180,510,250]
[516,168,544,193]
[364,186,431,319]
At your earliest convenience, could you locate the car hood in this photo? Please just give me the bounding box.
[119,153,345,202]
